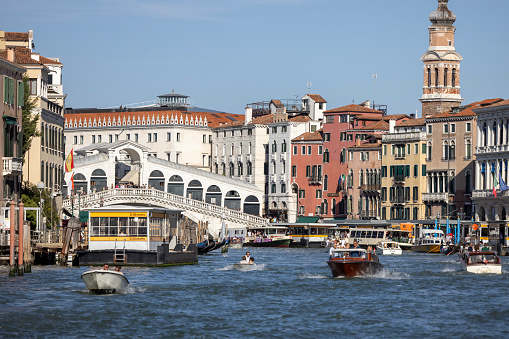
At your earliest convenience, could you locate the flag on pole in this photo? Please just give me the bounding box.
[499,173,509,192]
[65,149,74,172]
[338,174,342,187]
[493,172,498,197]
[70,172,75,191]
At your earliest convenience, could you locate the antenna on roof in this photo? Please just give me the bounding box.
[372,73,377,110]
[307,81,312,90]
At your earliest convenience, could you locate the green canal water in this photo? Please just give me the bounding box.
[1,248,508,338]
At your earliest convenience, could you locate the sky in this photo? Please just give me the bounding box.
[2,0,508,116]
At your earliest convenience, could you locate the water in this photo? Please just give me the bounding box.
[1,248,508,338]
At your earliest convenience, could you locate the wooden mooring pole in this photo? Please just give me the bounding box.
[17,202,24,275]
[9,202,17,276]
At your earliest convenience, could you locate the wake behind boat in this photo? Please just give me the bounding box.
[327,248,383,277]
[81,270,129,293]
[459,251,502,274]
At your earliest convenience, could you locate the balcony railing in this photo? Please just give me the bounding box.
[390,196,408,204]
[279,174,287,182]
[308,175,322,184]
[422,192,448,202]
[395,154,405,160]
[2,157,22,175]
[393,175,406,183]
[382,131,426,142]
[360,210,379,218]
[361,184,381,191]
[476,145,509,154]
[280,153,287,162]
[246,154,253,162]
[472,189,509,198]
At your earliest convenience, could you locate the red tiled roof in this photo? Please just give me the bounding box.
[431,99,504,119]
[4,32,29,42]
[358,120,389,130]
[383,114,409,121]
[271,99,283,108]
[39,56,62,65]
[397,118,425,127]
[479,98,508,108]
[292,130,323,142]
[324,104,382,114]
[289,115,311,122]
[306,94,327,103]
[349,141,381,149]
[65,110,245,129]
[0,47,61,66]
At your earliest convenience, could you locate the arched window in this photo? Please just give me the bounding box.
[323,149,329,163]
[282,140,287,153]
[465,139,471,160]
[443,141,449,160]
[483,122,487,147]
[452,68,456,87]
[444,68,448,86]
[493,121,497,146]
[359,170,363,187]
[465,171,471,194]
[332,198,336,215]
[324,175,328,191]
[231,144,234,155]
[427,141,432,160]
[427,68,431,87]
[435,67,439,87]
[168,175,184,196]
[229,162,234,176]
[449,141,455,160]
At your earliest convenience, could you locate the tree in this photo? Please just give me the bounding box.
[21,183,60,230]
[21,74,39,162]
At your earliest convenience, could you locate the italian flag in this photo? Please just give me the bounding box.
[493,173,498,197]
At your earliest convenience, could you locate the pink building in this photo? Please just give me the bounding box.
[291,130,324,217]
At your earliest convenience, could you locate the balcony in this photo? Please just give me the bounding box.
[395,154,405,160]
[361,184,381,192]
[228,155,234,163]
[246,154,253,162]
[270,174,275,182]
[308,175,322,184]
[279,174,287,182]
[2,157,22,175]
[280,153,287,162]
[382,131,426,142]
[390,196,409,205]
[360,210,379,219]
[271,153,276,161]
[476,145,509,154]
[472,189,509,198]
[393,175,405,183]
[422,192,448,202]
[236,155,242,162]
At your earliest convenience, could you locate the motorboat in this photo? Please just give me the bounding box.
[81,270,129,293]
[233,263,256,269]
[244,226,292,247]
[376,241,402,255]
[228,238,244,249]
[411,229,444,253]
[326,248,383,277]
[459,251,502,274]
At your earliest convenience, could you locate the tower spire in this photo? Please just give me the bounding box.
[419,0,463,117]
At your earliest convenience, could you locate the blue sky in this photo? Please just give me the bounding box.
[2,0,508,115]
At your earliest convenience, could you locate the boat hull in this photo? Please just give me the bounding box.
[243,238,291,247]
[411,244,441,253]
[81,270,129,293]
[376,248,402,255]
[326,259,383,277]
[462,263,502,274]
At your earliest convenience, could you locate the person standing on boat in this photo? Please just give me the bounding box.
[245,252,251,262]
[329,242,338,259]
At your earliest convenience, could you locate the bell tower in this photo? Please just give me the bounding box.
[419,0,463,117]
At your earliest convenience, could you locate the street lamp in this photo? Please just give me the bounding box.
[37,182,45,235]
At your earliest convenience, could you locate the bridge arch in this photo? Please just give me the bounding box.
[243,195,260,215]
[167,175,184,196]
[149,170,165,191]
[206,185,222,206]
[91,169,107,192]
[225,190,241,210]
[74,173,87,193]
[187,180,203,201]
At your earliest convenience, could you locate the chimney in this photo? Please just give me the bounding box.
[389,120,396,133]
[31,53,39,62]
[244,106,252,125]
[6,48,15,62]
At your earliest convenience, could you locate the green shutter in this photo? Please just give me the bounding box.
[422,143,426,154]
[405,165,410,177]
[422,164,427,176]
[3,76,7,102]
[17,81,24,106]
[390,166,394,177]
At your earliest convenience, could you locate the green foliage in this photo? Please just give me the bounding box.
[21,182,60,230]
[21,75,40,162]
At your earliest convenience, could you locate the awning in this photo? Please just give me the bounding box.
[2,115,18,125]
[120,169,139,184]
[295,216,320,223]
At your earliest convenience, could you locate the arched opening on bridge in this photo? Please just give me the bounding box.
[167,175,184,196]
[91,169,107,192]
[187,180,203,201]
[116,147,142,186]
[243,195,260,216]
[205,185,222,206]
[74,173,88,194]
[224,190,241,210]
[148,170,165,191]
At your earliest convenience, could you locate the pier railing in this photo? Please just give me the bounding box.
[62,188,270,227]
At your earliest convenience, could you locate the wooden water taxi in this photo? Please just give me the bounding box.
[411,229,444,253]
[375,241,402,255]
[326,248,383,277]
[459,251,502,274]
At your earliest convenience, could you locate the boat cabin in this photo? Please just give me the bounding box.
[348,228,412,247]
[87,206,182,251]
[330,248,368,259]
[417,229,444,245]
[245,226,289,242]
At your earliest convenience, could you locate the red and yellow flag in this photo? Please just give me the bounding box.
[70,172,75,190]
[65,149,74,172]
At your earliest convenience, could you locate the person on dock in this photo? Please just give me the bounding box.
[101,264,109,271]
[115,266,124,275]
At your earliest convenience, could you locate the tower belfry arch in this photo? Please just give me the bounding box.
[419,0,463,117]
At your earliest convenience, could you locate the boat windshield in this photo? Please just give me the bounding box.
[332,251,366,259]
[469,254,498,263]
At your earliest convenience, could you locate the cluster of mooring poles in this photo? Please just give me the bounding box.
[8,201,31,276]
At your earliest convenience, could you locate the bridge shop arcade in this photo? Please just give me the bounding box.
[76,206,198,266]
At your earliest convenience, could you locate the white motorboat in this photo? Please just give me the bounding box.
[376,241,403,255]
[81,270,129,293]
[459,251,502,274]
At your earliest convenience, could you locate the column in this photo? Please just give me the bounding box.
[475,161,480,191]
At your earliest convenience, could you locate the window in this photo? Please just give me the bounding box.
[466,122,471,133]
[465,139,472,160]
[148,134,152,142]
[414,143,418,154]
[125,134,129,141]
[272,127,277,133]
[307,146,312,155]
[109,135,113,143]
[92,135,96,144]
[325,116,334,124]
[301,146,306,155]
[324,175,328,191]
[271,184,276,194]
[299,189,306,198]
[203,134,207,143]
[381,166,387,178]
[281,183,286,194]
[318,146,323,155]
[231,130,234,137]
[80,135,84,144]
[116,134,119,141]
[177,133,181,141]
[316,189,322,199]
[324,133,330,142]
[292,166,297,177]
[282,126,287,133]
[383,145,387,156]
[413,164,418,177]
[452,68,456,87]
[427,68,431,87]
[293,146,298,155]
[427,124,432,134]
[282,141,287,153]
[350,152,354,161]
[422,164,426,176]
[450,124,456,133]
[135,134,138,142]
[391,145,395,155]
[381,187,387,201]
[323,149,329,163]
[306,166,311,177]
[167,132,171,141]
[443,123,449,134]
